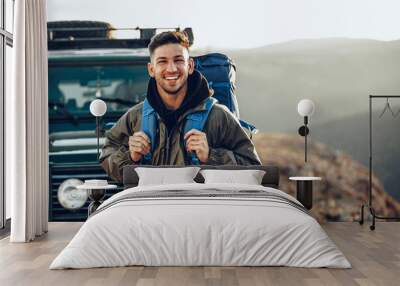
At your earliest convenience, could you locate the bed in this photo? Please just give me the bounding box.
[50,165,351,269]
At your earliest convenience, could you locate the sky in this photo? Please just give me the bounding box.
[47,0,400,49]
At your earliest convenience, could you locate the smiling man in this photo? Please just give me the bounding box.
[100,31,261,182]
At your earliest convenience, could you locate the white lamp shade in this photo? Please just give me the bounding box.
[297,99,315,117]
[90,99,107,117]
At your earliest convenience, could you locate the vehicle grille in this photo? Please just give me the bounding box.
[49,162,123,221]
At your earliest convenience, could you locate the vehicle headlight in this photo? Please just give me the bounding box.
[57,179,88,210]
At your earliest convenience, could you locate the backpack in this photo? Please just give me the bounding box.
[193,53,257,133]
[193,53,239,117]
[141,53,257,165]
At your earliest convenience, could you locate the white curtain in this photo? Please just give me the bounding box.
[7,0,49,242]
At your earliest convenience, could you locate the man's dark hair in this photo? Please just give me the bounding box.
[148,31,190,57]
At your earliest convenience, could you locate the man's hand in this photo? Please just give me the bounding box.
[129,131,151,162]
[184,129,209,163]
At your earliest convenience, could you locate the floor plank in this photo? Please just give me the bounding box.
[0,222,399,286]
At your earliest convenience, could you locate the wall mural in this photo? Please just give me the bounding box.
[47,0,400,222]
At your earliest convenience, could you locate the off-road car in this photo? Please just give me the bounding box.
[48,21,193,221]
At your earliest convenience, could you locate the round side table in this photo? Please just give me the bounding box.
[77,183,117,216]
[289,177,321,210]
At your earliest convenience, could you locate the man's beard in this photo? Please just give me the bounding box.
[159,80,187,96]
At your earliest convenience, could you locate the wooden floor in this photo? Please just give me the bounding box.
[0,222,399,286]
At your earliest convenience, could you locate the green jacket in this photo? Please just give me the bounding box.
[100,99,261,182]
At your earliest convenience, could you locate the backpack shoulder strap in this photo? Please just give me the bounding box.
[140,99,158,164]
[184,97,217,165]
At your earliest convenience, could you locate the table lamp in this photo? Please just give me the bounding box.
[297,99,315,163]
[89,99,107,161]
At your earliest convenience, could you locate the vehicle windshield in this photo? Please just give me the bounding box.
[49,64,149,114]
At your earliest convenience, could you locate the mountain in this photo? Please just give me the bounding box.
[253,133,400,222]
[215,38,400,133]
[192,38,400,205]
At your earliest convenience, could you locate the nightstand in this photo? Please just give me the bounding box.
[289,177,321,210]
[77,180,117,216]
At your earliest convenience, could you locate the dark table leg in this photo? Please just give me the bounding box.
[87,189,106,216]
[296,181,313,210]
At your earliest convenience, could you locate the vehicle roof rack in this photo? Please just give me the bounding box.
[47,21,193,51]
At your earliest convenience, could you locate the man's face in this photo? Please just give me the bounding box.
[148,43,194,96]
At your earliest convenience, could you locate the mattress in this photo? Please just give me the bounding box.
[50,183,351,269]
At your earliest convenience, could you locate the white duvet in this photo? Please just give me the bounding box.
[50,183,351,269]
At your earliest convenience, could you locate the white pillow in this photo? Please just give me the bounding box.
[135,167,200,186]
[200,169,266,185]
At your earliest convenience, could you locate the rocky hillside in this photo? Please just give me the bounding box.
[313,110,400,201]
[253,132,400,222]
